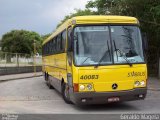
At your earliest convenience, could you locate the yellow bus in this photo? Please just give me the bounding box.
[42,16,147,105]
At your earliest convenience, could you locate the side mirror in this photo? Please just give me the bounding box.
[142,33,148,52]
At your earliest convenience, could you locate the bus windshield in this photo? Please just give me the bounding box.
[73,25,144,66]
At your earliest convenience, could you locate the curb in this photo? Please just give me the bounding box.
[0,75,43,82]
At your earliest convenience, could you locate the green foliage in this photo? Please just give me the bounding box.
[86,0,115,14]
[1,30,42,54]
[41,33,52,41]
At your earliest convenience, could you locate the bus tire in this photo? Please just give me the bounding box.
[47,79,54,89]
[46,74,54,89]
[62,83,72,104]
[44,72,47,81]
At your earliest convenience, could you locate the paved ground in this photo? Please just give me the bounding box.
[0,76,160,114]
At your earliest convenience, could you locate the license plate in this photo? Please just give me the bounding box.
[108,97,120,102]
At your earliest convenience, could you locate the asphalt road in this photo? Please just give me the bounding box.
[0,77,160,114]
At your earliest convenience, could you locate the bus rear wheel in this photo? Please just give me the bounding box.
[46,74,54,89]
[62,83,72,104]
[44,72,47,81]
[47,78,54,89]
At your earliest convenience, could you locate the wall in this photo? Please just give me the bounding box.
[0,66,42,75]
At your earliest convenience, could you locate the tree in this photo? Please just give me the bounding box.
[1,30,42,55]
[41,33,52,41]
[86,0,115,14]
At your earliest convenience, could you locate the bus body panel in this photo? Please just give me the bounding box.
[77,64,147,92]
[43,53,67,83]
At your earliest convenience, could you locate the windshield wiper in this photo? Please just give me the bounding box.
[95,41,111,68]
[117,49,133,67]
[81,56,91,65]
[113,40,133,67]
[94,49,108,68]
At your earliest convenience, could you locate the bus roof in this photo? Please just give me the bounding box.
[43,15,138,45]
[72,15,138,24]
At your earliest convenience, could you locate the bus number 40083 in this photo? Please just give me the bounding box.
[80,75,99,80]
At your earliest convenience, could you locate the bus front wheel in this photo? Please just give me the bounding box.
[62,83,72,104]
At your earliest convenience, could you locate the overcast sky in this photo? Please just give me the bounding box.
[0,0,89,37]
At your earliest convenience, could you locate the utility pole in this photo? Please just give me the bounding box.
[33,40,36,76]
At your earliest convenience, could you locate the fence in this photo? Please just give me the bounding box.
[0,52,42,75]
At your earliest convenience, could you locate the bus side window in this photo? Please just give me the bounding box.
[51,39,54,54]
[49,41,52,55]
[44,44,46,55]
[62,30,66,52]
[42,45,44,55]
[67,27,72,51]
[46,43,49,55]
[54,37,57,53]
[57,34,62,53]
[53,38,55,54]
[60,33,62,52]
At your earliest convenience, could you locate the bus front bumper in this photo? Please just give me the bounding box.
[70,88,147,105]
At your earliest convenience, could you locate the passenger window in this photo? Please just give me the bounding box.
[67,27,72,51]
[49,41,52,54]
[54,37,57,53]
[47,43,49,55]
[50,39,54,54]
[57,34,62,53]
[62,30,66,52]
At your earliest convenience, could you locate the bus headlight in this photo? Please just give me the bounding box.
[134,81,140,87]
[140,81,145,86]
[134,80,146,87]
[87,84,92,90]
[79,83,94,91]
[79,85,85,90]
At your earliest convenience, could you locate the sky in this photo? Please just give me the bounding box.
[0,0,89,38]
